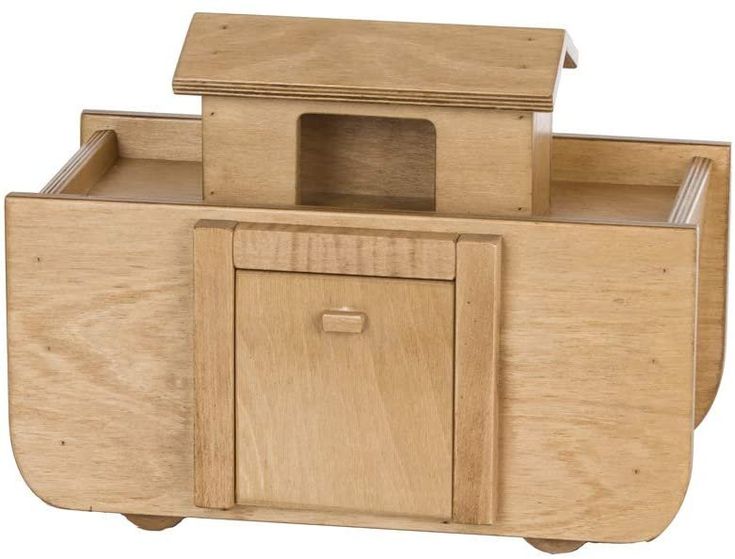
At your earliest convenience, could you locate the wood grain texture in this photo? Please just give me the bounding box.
[174,14,574,111]
[669,157,712,225]
[81,110,202,162]
[42,130,118,195]
[532,112,552,215]
[7,195,697,542]
[552,135,730,425]
[233,223,457,280]
[40,111,730,425]
[297,113,436,210]
[453,235,502,525]
[87,158,202,204]
[551,182,678,222]
[203,96,544,217]
[235,271,454,516]
[75,159,679,223]
[193,220,236,509]
[300,191,435,213]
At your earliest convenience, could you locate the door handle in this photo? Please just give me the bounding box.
[321,311,366,334]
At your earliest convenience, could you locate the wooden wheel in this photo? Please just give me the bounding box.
[124,514,183,531]
[525,538,586,554]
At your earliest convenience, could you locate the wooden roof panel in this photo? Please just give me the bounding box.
[174,14,576,111]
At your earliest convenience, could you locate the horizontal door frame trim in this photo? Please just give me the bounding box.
[233,223,458,280]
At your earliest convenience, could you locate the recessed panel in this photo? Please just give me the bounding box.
[235,270,454,517]
[298,113,436,211]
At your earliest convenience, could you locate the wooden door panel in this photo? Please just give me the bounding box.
[235,270,454,517]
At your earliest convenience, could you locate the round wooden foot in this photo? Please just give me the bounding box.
[525,538,586,554]
[124,514,183,531]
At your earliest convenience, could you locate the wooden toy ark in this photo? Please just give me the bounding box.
[5,13,730,554]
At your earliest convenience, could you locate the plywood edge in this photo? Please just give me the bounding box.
[563,32,579,69]
[552,32,577,102]
[697,144,729,426]
[41,130,118,195]
[669,157,712,225]
[173,13,566,111]
[82,109,201,124]
[554,132,731,148]
[173,86,555,111]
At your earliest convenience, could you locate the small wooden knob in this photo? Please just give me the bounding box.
[321,311,366,334]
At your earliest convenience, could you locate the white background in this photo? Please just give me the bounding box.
[0,0,732,557]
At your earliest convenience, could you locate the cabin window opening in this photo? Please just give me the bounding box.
[297,113,436,212]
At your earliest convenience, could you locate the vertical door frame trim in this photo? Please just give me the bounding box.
[453,234,502,525]
[193,220,238,509]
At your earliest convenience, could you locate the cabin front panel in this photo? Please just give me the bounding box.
[202,96,548,217]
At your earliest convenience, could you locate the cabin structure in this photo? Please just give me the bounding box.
[174,14,577,216]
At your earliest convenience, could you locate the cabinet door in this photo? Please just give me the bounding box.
[194,222,500,523]
[235,270,454,518]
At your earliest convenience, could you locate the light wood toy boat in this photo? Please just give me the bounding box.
[5,13,730,554]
